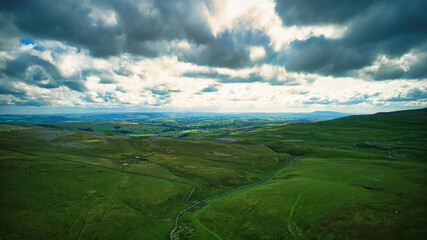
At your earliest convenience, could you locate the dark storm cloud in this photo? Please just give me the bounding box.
[188,28,270,68]
[1,53,62,88]
[284,36,373,76]
[0,0,250,68]
[276,0,427,78]
[402,45,427,79]
[0,51,88,92]
[180,37,247,68]
[1,54,56,79]
[275,0,373,26]
[0,0,206,56]
[178,30,252,68]
[0,82,26,95]
[0,14,20,50]
[369,44,427,80]
[371,64,406,81]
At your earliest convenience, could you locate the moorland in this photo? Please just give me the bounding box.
[0,109,425,240]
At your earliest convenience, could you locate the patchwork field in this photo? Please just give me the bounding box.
[0,109,426,239]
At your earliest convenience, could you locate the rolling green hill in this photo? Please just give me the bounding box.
[0,109,426,239]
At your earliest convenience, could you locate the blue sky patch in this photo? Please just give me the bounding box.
[20,38,36,45]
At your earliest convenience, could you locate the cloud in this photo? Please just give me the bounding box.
[275,0,373,26]
[179,30,250,68]
[302,93,378,106]
[2,53,61,87]
[0,81,27,95]
[250,46,266,61]
[0,0,426,112]
[303,97,337,105]
[402,45,427,79]
[387,88,427,102]
[284,36,373,76]
[14,98,51,107]
[0,0,253,69]
[182,63,307,86]
[370,64,406,81]
[0,14,20,51]
[357,43,427,81]
[184,70,281,85]
[0,0,204,54]
[183,71,262,83]
[149,86,181,96]
[277,0,427,77]
[1,50,89,92]
[201,84,220,93]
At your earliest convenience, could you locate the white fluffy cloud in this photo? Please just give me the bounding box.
[204,0,346,50]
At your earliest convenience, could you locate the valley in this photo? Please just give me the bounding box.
[0,109,426,239]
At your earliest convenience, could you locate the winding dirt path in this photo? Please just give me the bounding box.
[56,156,295,240]
[169,156,296,240]
[287,192,304,240]
[77,174,124,240]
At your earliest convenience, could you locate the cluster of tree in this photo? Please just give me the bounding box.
[78,127,94,132]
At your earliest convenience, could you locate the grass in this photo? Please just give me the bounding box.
[187,109,427,240]
[0,108,426,239]
[0,146,190,240]
[0,125,289,239]
[0,123,30,131]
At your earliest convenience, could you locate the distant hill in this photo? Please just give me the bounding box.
[307,111,350,118]
[305,108,427,134]
[0,111,351,123]
[375,108,427,115]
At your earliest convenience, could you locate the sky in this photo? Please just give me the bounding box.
[0,0,426,114]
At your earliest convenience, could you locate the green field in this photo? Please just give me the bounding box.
[0,109,426,239]
[0,111,348,138]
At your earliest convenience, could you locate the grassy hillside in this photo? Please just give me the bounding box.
[0,126,289,239]
[192,108,427,239]
[0,109,426,239]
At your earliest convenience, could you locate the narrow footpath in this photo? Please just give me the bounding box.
[169,156,295,240]
[56,156,295,240]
